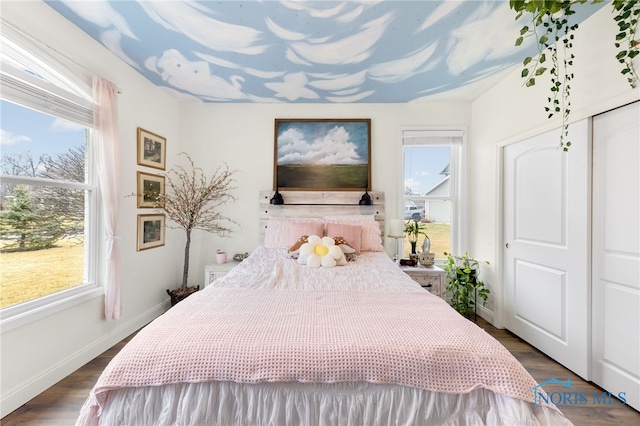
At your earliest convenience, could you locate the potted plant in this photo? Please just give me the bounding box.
[216,249,227,264]
[153,152,237,306]
[404,219,428,256]
[443,252,490,320]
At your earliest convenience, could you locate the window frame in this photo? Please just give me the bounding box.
[0,28,101,332]
[398,126,468,264]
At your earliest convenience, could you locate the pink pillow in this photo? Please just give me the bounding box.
[264,218,324,249]
[287,222,325,247]
[325,223,362,254]
[323,219,383,252]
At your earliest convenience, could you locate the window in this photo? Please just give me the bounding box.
[0,24,98,328]
[400,127,466,263]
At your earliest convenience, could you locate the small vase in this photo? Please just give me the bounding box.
[216,252,227,264]
[410,241,417,254]
[421,235,431,253]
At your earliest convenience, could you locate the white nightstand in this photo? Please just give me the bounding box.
[204,262,239,287]
[400,264,446,299]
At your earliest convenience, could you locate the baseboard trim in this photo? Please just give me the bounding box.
[1,300,168,418]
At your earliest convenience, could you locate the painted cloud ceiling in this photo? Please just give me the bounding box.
[44,0,604,103]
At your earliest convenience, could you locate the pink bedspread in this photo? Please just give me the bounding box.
[81,287,556,422]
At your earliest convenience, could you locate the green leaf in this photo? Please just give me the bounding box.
[525,78,536,87]
[617,50,628,60]
[535,67,547,76]
[617,32,627,41]
[520,25,529,35]
[521,68,530,77]
[523,56,532,66]
[515,36,524,47]
[540,53,546,63]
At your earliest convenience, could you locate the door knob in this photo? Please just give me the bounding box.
[505,243,510,249]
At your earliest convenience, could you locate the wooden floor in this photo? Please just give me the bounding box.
[2,318,639,425]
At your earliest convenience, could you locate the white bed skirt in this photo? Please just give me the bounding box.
[84,381,573,426]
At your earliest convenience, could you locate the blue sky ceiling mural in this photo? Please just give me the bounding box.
[44,1,604,103]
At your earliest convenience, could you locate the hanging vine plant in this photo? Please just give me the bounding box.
[511,0,639,151]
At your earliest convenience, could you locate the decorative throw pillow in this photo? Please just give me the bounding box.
[297,235,346,268]
[263,217,323,249]
[323,217,383,252]
[325,223,362,254]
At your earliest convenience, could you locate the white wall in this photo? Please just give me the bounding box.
[1,1,182,416]
[469,6,640,325]
[178,102,471,281]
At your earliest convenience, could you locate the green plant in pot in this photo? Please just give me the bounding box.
[443,252,490,320]
[152,152,238,306]
[404,219,427,256]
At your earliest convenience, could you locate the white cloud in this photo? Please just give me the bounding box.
[139,1,267,55]
[195,52,285,79]
[369,42,439,83]
[277,125,363,165]
[325,90,374,103]
[0,129,31,146]
[308,70,367,91]
[265,17,306,41]
[289,12,393,65]
[61,0,137,39]
[404,177,422,192]
[148,50,247,101]
[101,30,139,69]
[265,72,319,101]
[418,1,464,32]
[49,119,85,132]
[446,2,525,75]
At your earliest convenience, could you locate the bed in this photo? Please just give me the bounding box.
[76,192,572,425]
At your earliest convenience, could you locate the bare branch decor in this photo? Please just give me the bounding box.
[151,152,238,303]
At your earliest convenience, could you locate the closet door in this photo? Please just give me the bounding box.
[503,120,590,378]
[592,101,640,411]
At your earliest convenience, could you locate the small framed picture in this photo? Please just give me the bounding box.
[137,214,165,251]
[136,172,165,208]
[137,127,166,170]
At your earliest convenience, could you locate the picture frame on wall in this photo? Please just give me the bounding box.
[137,127,166,170]
[136,172,165,208]
[274,118,371,191]
[136,214,165,251]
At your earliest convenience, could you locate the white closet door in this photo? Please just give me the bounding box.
[592,101,640,411]
[503,120,590,378]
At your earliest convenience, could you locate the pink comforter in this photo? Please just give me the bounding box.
[81,286,556,422]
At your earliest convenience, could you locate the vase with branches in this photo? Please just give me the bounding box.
[152,152,238,304]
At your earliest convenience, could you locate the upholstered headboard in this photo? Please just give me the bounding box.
[258,190,385,244]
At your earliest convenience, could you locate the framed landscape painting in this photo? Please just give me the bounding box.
[137,127,166,170]
[274,119,371,191]
[136,214,165,251]
[136,172,165,208]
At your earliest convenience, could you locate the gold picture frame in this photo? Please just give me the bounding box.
[137,127,166,170]
[136,172,165,208]
[136,214,165,251]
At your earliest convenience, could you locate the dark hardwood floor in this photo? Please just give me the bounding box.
[2,318,639,425]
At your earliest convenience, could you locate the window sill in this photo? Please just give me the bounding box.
[0,284,103,333]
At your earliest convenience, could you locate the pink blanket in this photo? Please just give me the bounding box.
[82,288,555,421]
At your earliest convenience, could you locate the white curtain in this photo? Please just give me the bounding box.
[92,76,121,320]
